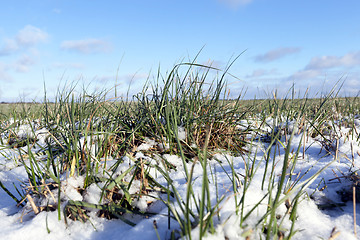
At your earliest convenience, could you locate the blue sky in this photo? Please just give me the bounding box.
[0,0,359,101]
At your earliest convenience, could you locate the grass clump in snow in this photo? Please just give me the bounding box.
[0,59,359,239]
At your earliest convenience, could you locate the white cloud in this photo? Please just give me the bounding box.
[285,67,360,98]
[0,25,48,56]
[0,25,45,83]
[285,51,360,87]
[305,51,360,70]
[14,54,36,73]
[0,39,18,56]
[255,47,301,63]
[246,68,278,78]
[60,39,112,54]
[0,62,12,82]
[342,77,360,96]
[52,62,85,69]
[218,0,254,9]
[289,69,322,81]
[346,77,360,88]
[16,25,49,46]
[201,59,224,69]
[245,52,360,98]
[95,75,116,84]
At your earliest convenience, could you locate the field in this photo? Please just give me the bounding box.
[0,63,359,240]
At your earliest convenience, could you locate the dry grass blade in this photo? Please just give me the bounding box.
[26,194,39,214]
[328,227,341,240]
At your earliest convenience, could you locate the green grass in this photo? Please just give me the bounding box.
[0,60,359,239]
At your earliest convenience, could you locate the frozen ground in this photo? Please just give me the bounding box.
[0,119,359,240]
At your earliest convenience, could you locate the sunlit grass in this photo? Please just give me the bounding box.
[0,60,359,239]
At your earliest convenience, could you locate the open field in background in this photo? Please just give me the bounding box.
[0,62,360,239]
[2,97,360,121]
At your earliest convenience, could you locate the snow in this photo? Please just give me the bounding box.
[0,118,359,239]
[136,138,156,151]
[83,183,103,205]
[177,127,186,141]
[62,176,85,202]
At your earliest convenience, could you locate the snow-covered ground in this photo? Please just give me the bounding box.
[0,118,359,240]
